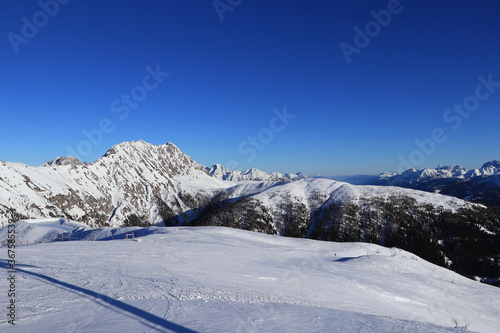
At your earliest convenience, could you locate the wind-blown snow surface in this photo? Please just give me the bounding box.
[1,221,499,332]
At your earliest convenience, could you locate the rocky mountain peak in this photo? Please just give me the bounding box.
[100,140,208,178]
[42,156,84,166]
[481,160,500,170]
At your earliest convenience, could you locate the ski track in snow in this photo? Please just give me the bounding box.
[1,221,499,332]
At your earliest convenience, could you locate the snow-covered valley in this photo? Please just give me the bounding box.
[1,219,499,332]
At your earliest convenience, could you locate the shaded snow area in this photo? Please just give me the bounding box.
[1,220,499,332]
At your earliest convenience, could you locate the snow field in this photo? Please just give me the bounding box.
[1,224,499,332]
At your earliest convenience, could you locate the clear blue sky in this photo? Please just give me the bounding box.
[1,0,499,176]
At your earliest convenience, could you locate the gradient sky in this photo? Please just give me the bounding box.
[1,0,500,176]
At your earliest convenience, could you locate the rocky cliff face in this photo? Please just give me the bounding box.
[0,141,216,226]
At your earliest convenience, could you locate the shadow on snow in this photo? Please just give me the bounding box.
[0,260,198,333]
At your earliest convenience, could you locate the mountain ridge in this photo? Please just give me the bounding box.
[334,161,500,206]
[0,140,495,228]
[0,140,306,227]
[1,140,500,285]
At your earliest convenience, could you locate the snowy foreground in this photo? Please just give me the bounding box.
[1,220,500,332]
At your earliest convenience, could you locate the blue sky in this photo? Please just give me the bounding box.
[1,0,500,176]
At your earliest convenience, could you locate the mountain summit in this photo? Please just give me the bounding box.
[43,155,85,166]
[100,140,208,178]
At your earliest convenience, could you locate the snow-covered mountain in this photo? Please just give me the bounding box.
[0,141,306,227]
[4,140,478,229]
[1,141,499,285]
[336,161,500,206]
[207,163,305,182]
[42,155,86,166]
[0,141,216,227]
[1,221,499,332]
[378,161,500,185]
[470,160,500,177]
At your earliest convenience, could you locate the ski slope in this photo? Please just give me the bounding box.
[1,220,500,332]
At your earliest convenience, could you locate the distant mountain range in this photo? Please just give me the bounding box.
[334,161,500,206]
[207,163,306,182]
[0,141,499,285]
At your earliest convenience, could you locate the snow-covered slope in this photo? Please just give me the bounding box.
[0,223,498,332]
[185,177,500,286]
[197,177,479,237]
[2,218,92,243]
[251,178,473,212]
